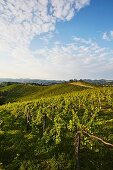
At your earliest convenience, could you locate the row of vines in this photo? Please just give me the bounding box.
[0,87,113,170]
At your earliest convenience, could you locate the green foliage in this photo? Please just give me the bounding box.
[0,87,113,169]
[0,83,88,104]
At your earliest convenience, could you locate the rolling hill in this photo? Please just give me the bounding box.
[0,82,90,104]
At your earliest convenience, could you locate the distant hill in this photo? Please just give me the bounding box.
[0,78,64,85]
[0,78,113,86]
[83,79,113,86]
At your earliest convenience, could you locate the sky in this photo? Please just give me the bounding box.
[0,0,113,80]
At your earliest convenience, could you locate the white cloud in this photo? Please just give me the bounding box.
[32,37,113,79]
[0,36,113,79]
[0,0,91,80]
[110,31,113,37]
[1,0,112,79]
[102,31,113,41]
[0,0,91,49]
[38,32,54,44]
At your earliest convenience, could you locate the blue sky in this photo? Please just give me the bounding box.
[0,0,113,80]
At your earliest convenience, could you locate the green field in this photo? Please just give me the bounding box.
[0,82,113,170]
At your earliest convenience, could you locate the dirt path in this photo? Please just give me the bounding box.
[69,82,94,88]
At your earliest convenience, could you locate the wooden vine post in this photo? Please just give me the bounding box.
[74,128,81,170]
[43,114,47,133]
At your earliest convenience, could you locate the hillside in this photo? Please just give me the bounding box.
[0,83,88,104]
[0,82,113,170]
[0,87,113,170]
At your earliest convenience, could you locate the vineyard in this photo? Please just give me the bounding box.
[0,83,88,104]
[0,84,113,170]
